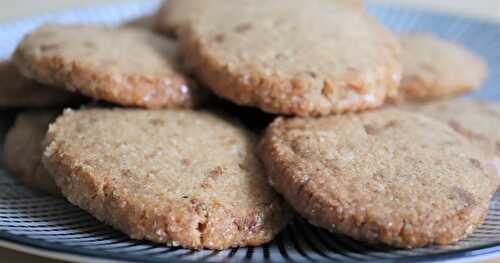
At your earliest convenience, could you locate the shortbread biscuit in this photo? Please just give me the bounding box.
[13,25,204,109]
[394,34,487,102]
[4,111,59,195]
[43,108,290,249]
[409,99,500,179]
[178,0,401,116]
[0,61,82,108]
[259,109,497,248]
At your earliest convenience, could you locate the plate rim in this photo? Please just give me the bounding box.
[0,238,123,263]
[2,228,500,263]
[1,1,500,263]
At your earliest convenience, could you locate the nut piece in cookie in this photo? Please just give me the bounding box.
[4,111,60,195]
[13,25,205,109]
[393,34,488,102]
[43,108,290,249]
[178,0,401,116]
[259,109,497,248]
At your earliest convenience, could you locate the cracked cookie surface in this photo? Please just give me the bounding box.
[178,0,401,116]
[43,108,290,249]
[259,109,497,248]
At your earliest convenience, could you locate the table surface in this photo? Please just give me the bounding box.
[0,0,499,262]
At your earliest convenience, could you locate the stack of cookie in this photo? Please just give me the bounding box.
[1,0,499,250]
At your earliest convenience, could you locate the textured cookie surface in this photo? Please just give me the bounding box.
[157,0,365,36]
[13,25,204,108]
[0,61,82,108]
[259,109,497,248]
[178,0,401,116]
[408,99,500,179]
[4,111,60,195]
[394,34,487,102]
[43,109,290,249]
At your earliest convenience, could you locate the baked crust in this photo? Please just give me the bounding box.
[259,109,496,248]
[43,108,290,249]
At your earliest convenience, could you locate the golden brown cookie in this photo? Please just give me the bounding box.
[43,108,290,249]
[394,34,488,102]
[177,0,401,116]
[156,0,365,36]
[13,25,205,109]
[406,99,500,180]
[0,61,83,108]
[259,109,497,248]
[3,111,60,195]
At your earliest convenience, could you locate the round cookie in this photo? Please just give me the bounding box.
[43,108,290,249]
[259,109,497,248]
[408,99,500,180]
[13,25,204,109]
[3,111,60,195]
[156,0,365,36]
[394,34,488,102]
[178,0,401,116]
[0,61,83,108]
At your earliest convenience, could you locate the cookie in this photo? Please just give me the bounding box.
[43,108,290,249]
[3,111,60,195]
[407,99,500,180]
[259,109,497,248]
[177,0,401,116]
[13,25,204,109]
[156,0,365,36]
[394,34,488,102]
[0,61,83,108]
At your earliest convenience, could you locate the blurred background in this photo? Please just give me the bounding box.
[0,0,498,22]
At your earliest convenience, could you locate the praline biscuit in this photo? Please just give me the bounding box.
[177,0,401,116]
[13,25,204,108]
[259,109,497,248]
[43,108,290,249]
